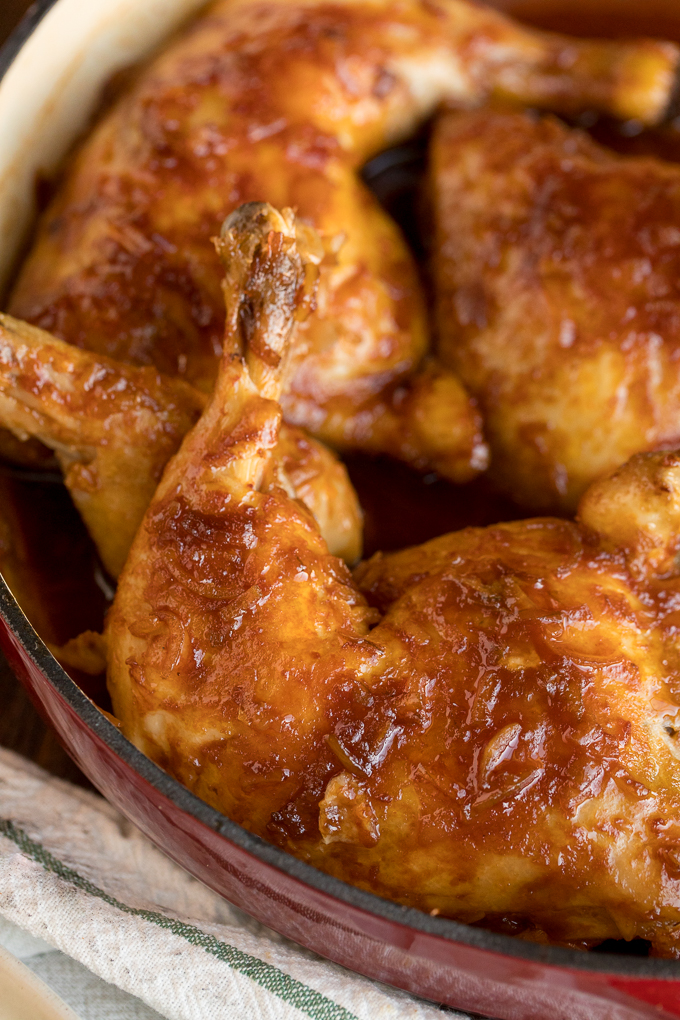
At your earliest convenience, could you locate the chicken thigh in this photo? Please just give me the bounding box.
[10,0,680,479]
[108,202,680,956]
[431,107,680,511]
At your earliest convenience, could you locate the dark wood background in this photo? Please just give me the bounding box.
[0,0,33,44]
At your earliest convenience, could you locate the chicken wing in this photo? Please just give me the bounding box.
[107,202,680,956]
[430,107,680,511]
[0,309,362,576]
[10,0,679,479]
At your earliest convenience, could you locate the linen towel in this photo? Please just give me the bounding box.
[0,746,472,1020]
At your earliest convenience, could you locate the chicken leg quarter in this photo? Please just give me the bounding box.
[10,0,680,478]
[430,107,680,511]
[108,203,680,957]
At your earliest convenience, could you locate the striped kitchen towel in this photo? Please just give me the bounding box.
[0,747,471,1020]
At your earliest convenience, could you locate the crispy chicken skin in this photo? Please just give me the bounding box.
[431,108,680,512]
[0,311,361,575]
[10,0,680,478]
[108,204,680,955]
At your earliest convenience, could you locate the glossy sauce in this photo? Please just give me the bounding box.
[7,0,680,683]
[4,0,680,955]
[1,469,112,707]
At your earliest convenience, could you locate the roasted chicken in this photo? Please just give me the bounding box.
[108,203,680,956]
[431,107,680,512]
[10,0,680,479]
[0,310,362,576]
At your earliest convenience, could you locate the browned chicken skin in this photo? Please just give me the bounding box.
[108,204,680,956]
[0,311,362,576]
[431,107,680,511]
[10,0,680,479]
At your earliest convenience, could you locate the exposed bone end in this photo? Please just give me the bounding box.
[220,200,294,244]
[214,203,323,401]
[614,39,680,125]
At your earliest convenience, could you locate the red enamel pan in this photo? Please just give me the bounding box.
[1,1,680,1017]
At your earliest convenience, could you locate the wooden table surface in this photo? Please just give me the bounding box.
[0,0,90,787]
[0,0,33,45]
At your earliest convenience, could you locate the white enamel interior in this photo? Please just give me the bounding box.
[0,0,208,297]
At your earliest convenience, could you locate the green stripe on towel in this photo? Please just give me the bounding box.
[0,818,360,1020]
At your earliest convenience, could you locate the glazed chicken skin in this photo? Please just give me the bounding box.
[0,310,362,576]
[431,107,680,512]
[108,203,680,955]
[10,0,680,480]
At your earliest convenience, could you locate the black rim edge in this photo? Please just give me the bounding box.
[1,0,680,990]
[0,0,59,82]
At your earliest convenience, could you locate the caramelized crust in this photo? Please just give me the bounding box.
[108,204,680,956]
[431,107,680,511]
[0,311,362,574]
[351,486,680,954]
[10,0,679,478]
[265,423,363,564]
[0,313,205,578]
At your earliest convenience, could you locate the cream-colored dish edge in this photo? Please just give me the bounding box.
[0,943,79,1020]
[0,0,207,298]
